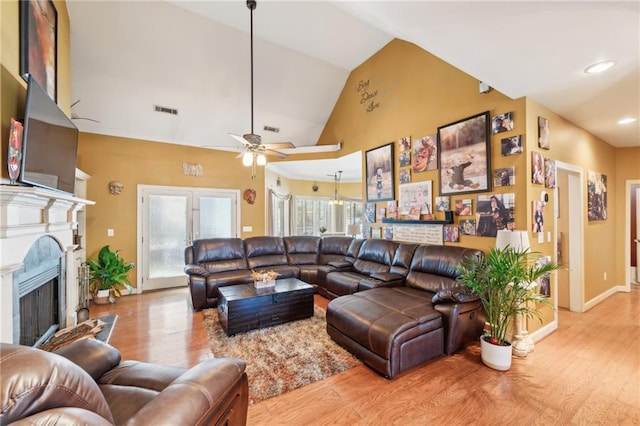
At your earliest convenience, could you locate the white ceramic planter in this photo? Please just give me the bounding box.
[480,336,513,371]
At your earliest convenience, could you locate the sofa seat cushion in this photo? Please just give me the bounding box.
[325,271,368,297]
[328,287,442,358]
[191,238,248,273]
[327,287,444,378]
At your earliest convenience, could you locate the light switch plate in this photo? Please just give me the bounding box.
[242,226,252,232]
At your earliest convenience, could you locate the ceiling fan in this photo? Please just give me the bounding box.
[203,0,341,166]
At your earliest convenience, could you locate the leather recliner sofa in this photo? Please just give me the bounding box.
[326,244,485,379]
[0,338,249,425]
[184,235,362,309]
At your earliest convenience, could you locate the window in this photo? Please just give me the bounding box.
[293,196,363,235]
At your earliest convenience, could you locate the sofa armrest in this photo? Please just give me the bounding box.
[184,263,210,277]
[433,300,485,354]
[126,358,248,426]
[431,286,479,304]
[369,272,404,283]
[327,260,351,269]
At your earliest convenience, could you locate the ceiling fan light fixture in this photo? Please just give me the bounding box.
[242,151,254,166]
[256,153,267,165]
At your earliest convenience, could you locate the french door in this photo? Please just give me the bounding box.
[138,185,240,292]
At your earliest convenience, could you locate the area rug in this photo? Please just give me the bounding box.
[202,305,361,404]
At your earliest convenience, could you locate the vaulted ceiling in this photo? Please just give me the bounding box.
[68,1,639,182]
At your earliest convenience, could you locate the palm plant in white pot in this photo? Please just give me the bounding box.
[456,245,558,370]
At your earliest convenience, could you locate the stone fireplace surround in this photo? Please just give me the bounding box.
[0,184,93,344]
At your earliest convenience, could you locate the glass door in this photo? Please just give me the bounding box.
[138,185,239,291]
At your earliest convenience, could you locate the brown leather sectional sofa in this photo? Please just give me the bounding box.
[0,338,248,425]
[184,235,486,378]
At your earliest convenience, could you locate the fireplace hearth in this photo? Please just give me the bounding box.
[14,236,66,346]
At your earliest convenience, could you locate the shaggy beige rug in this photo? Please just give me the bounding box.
[202,305,361,404]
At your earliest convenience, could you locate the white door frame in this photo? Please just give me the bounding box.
[625,179,640,288]
[554,161,585,313]
[136,184,241,293]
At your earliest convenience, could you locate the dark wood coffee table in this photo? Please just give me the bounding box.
[217,278,314,336]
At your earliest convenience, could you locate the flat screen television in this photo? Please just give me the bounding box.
[19,75,79,194]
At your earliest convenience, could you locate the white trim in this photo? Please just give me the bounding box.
[554,161,585,313]
[530,319,558,343]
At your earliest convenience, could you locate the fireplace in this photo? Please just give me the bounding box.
[14,236,66,346]
[1,184,93,344]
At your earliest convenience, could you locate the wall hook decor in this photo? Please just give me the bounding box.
[108,181,124,195]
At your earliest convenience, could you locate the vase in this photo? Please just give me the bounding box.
[480,335,512,371]
[93,289,111,305]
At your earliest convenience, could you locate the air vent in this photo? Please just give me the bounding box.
[154,105,178,115]
[263,125,280,133]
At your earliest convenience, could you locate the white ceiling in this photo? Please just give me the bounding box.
[67,1,639,183]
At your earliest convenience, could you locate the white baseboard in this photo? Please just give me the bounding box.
[531,320,558,343]
[583,285,628,312]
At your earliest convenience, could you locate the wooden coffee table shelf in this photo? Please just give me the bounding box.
[217,278,314,336]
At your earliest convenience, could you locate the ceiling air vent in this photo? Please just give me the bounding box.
[154,105,178,115]
[263,125,280,133]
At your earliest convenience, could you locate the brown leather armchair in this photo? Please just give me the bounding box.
[0,338,248,425]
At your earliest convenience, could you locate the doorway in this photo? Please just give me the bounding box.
[626,181,640,286]
[137,185,240,292]
[554,162,585,313]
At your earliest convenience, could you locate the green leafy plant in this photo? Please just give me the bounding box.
[456,246,558,346]
[87,245,135,298]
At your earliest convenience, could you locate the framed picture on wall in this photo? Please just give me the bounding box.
[20,0,58,101]
[398,181,433,215]
[365,142,395,202]
[437,111,491,196]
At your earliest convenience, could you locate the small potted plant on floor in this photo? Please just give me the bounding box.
[87,245,135,304]
[456,245,558,371]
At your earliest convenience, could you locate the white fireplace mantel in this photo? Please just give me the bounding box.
[0,184,94,343]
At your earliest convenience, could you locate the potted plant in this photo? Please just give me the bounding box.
[87,245,135,304]
[456,246,558,371]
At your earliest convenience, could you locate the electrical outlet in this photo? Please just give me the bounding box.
[107,228,114,237]
[603,272,607,281]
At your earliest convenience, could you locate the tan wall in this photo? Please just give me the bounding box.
[614,147,640,284]
[319,39,527,255]
[78,133,271,265]
[1,0,71,169]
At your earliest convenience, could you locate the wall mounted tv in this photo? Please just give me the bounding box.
[20,75,79,195]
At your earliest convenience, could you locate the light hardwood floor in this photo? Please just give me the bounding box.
[91,286,640,425]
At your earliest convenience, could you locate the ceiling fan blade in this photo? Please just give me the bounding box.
[262,142,295,150]
[229,133,252,146]
[273,142,342,155]
[264,149,288,159]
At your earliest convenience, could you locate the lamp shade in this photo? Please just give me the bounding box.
[347,224,360,236]
[495,229,530,251]
[256,153,266,166]
[242,151,254,166]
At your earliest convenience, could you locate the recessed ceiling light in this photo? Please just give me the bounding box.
[584,60,616,74]
[618,117,637,125]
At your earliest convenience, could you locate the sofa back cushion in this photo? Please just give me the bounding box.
[406,245,483,293]
[389,243,419,277]
[245,236,288,269]
[190,238,248,273]
[318,236,355,265]
[352,239,399,275]
[284,236,321,265]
